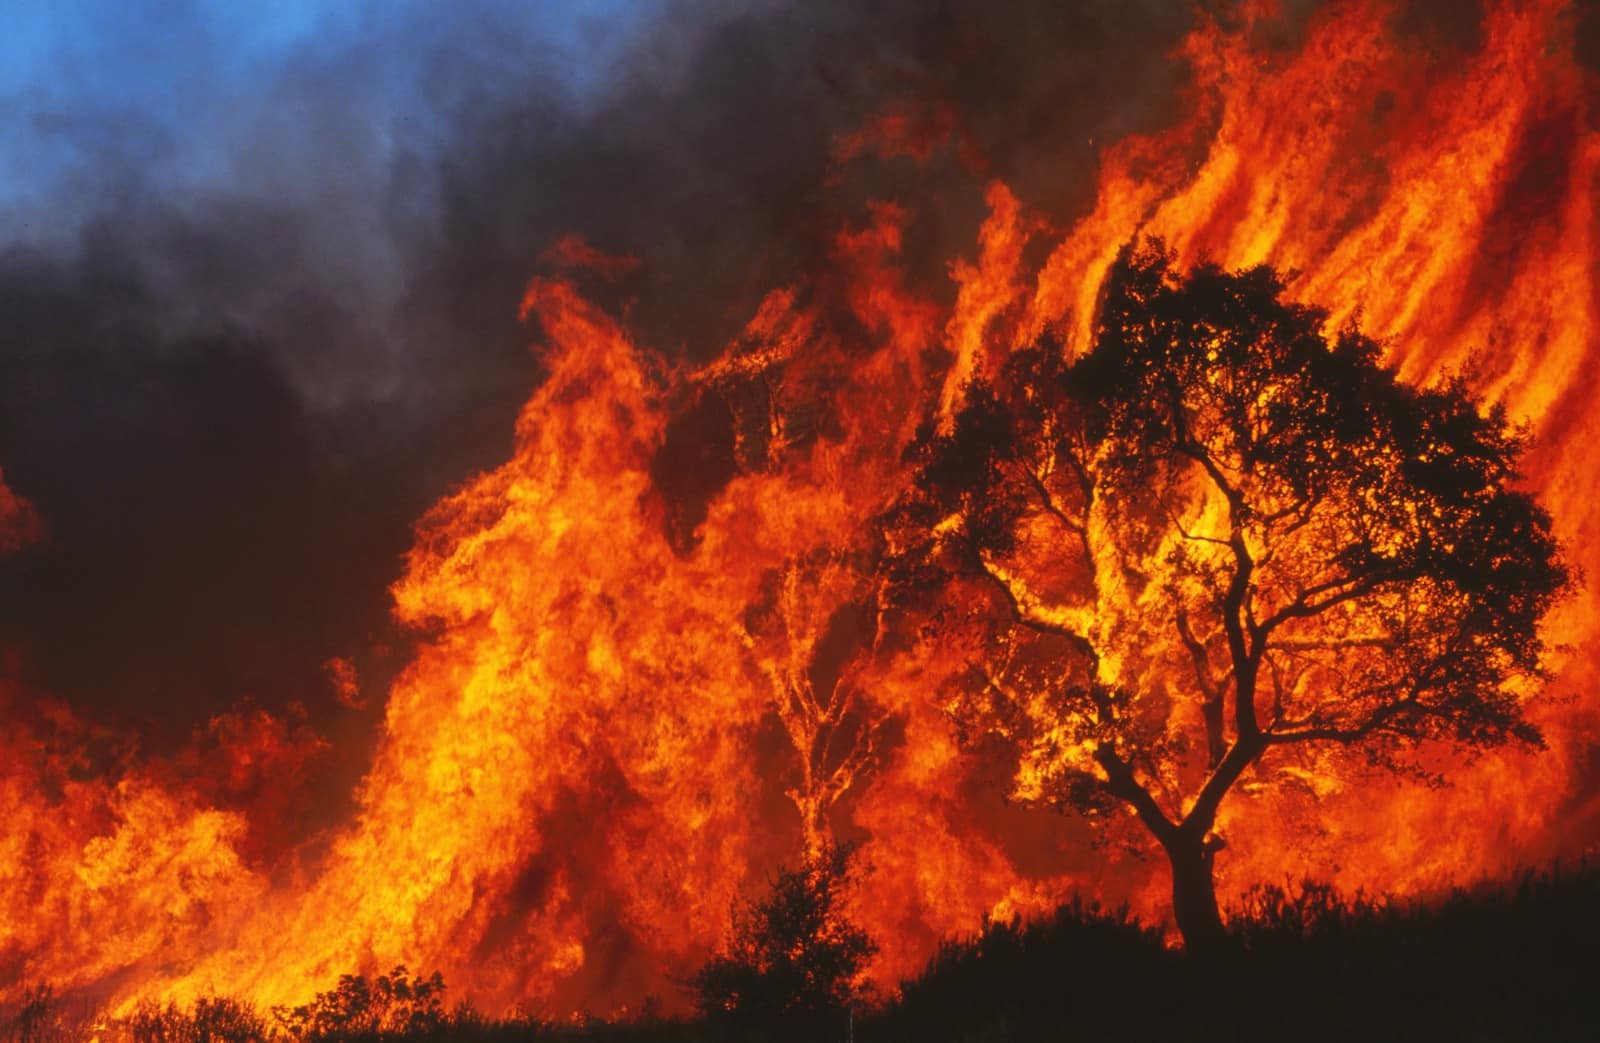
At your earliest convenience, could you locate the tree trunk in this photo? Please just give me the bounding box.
[1164,831,1225,954]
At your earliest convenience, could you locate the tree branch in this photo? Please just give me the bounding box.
[1176,609,1229,768]
[1094,744,1178,843]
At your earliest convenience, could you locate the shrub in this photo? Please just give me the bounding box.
[691,845,875,1033]
[271,968,446,1042]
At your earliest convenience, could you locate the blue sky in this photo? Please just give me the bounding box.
[0,0,673,240]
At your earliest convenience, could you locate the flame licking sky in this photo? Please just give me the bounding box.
[2,0,1598,1020]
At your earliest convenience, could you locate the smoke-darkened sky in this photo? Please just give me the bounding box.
[0,0,1322,746]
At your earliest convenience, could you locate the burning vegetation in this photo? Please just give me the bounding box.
[1,0,1597,1034]
[893,244,1568,950]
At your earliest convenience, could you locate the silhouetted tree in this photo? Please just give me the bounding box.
[692,845,876,1034]
[891,244,1569,951]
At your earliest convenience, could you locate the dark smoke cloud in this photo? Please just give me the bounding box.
[0,0,1240,751]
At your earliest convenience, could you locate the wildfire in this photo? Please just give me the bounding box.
[2,0,1596,1021]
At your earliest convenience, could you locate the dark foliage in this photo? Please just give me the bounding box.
[125,995,268,1043]
[269,968,446,1043]
[5,863,1597,1041]
[880,900,1172,1041]
[867,864,1600,1043]
[690,845,876,1039]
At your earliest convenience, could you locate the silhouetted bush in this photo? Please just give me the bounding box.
[691,845,875,1041]
[270,968,446,1042]
[123,995,267,1043]
[867,863,1600,1042]
[878,899,1172,1042]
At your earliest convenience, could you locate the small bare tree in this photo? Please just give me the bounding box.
[741,552,891,860]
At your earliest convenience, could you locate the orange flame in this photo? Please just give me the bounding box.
[3,0,1596,1020]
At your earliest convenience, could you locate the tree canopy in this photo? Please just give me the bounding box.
[890,244,1570,948]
